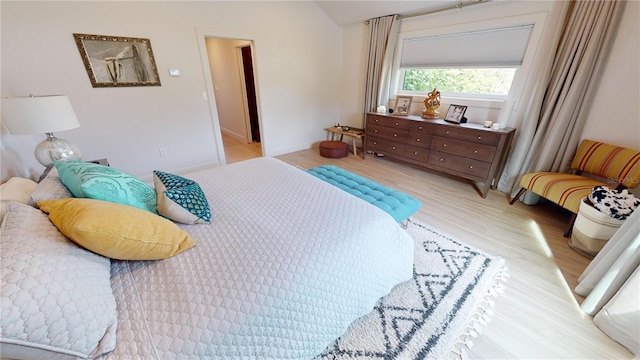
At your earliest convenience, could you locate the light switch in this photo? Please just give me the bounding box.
[169,69,180,77]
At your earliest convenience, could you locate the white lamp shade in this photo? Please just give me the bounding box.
[1,95,80,135]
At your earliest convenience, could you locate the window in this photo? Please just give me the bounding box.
[402,68,517,96]
[397,25,533,99]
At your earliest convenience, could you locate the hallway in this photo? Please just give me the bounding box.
[222,133,262,164]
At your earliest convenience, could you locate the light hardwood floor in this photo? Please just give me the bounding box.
[226,142,633,359]
[221,133,263,164]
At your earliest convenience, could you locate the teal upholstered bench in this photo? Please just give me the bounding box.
[306,165,421,224]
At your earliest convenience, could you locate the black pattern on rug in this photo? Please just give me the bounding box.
[317,218,508,360]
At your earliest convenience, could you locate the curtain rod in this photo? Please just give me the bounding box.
[397,0,492,20]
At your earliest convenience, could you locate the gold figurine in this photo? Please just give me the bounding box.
[422,88,441,119]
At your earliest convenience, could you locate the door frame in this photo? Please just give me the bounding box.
[196,27,264,165]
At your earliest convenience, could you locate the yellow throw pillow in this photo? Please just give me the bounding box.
[37,198,196,260]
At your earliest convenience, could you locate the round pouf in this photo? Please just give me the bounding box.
[319,141,349,158]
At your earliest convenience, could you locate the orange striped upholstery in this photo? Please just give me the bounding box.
[519,140,640,214]
[570,140,640,188]
[519,173,606,213]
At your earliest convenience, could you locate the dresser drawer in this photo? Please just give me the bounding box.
[408,121,433,134]
[431,136,496,162]
[434,126,500,146]
[428,150,491,178]
[367,136,406,157]
[367,114,410,130]
[368,124,408,142]
[405,145,429,163]
[406,133,432,148]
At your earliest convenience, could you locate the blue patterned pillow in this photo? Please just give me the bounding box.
[153,170,211,224]
[55,161,157,213]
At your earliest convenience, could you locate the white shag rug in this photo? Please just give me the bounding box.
[317,218,509,360]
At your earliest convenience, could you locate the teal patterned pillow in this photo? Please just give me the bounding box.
[55,161,157,213]
[153,170,211,224]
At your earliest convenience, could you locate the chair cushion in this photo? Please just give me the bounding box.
[306,165,421,222]
[570,140,640,188]
[519,172,607,213]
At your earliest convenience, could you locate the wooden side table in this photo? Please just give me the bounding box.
[324,127,365,158]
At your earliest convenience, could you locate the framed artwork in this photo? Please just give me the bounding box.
[394,96,413,115]
[73,33,161,88]
[444,104,468,123]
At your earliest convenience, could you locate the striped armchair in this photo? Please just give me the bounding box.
[509,140,640,237]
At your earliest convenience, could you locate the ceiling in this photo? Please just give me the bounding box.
[313,1,459,26]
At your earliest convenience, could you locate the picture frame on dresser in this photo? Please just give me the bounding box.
[444,105,467,123]
[394,96,413,115]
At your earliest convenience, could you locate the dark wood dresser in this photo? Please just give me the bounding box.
[365,112,515,197]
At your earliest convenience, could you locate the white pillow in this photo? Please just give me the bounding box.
[30,167,73,204]
[0,202,117,359]
[0,177,38,222]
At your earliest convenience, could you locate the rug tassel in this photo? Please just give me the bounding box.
[449,264,509,359]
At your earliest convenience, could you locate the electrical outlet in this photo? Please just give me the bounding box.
[159,147,168,157]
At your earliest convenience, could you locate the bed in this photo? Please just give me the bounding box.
[1,157,414,359]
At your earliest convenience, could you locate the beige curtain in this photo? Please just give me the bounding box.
[363,15,399,121]
[498,0,625,194]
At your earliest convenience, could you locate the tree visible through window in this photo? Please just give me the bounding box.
[402,68,517,96]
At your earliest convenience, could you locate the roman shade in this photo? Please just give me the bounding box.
[399,24,534,68]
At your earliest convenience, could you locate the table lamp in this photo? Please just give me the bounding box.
[2,95,82,167]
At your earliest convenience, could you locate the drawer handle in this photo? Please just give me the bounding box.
[473,150,478,153]
[478,136,482,140]
[375,119,379,123]
[439,158,444,162]
[443,144,447,147]
[392,146,396,150]
[446,130,450,134]
[469,165,474,169]
[374,130,378,133]
[413,152,418,155]
[394,134,397,137]
[416,138,420,142]
[395,122,399,126]
[373,141,377,145]
[418,126,423,130]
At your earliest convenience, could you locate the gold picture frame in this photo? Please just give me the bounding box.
[73,33,161,88]
[394,95,413,115]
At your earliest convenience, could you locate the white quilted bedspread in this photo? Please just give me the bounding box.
[105,157,414,359]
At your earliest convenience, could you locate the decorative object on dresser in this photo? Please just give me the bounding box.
[394,95,413,115]
[444,104,468,124]
[1,95,82,167]
[422,88,441,119]
[364,112,515,198]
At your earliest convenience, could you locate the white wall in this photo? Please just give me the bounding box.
[1,1,342,181]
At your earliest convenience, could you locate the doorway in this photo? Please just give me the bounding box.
[204,37,262,164]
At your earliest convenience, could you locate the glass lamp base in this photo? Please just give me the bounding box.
[35,133,82,167]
